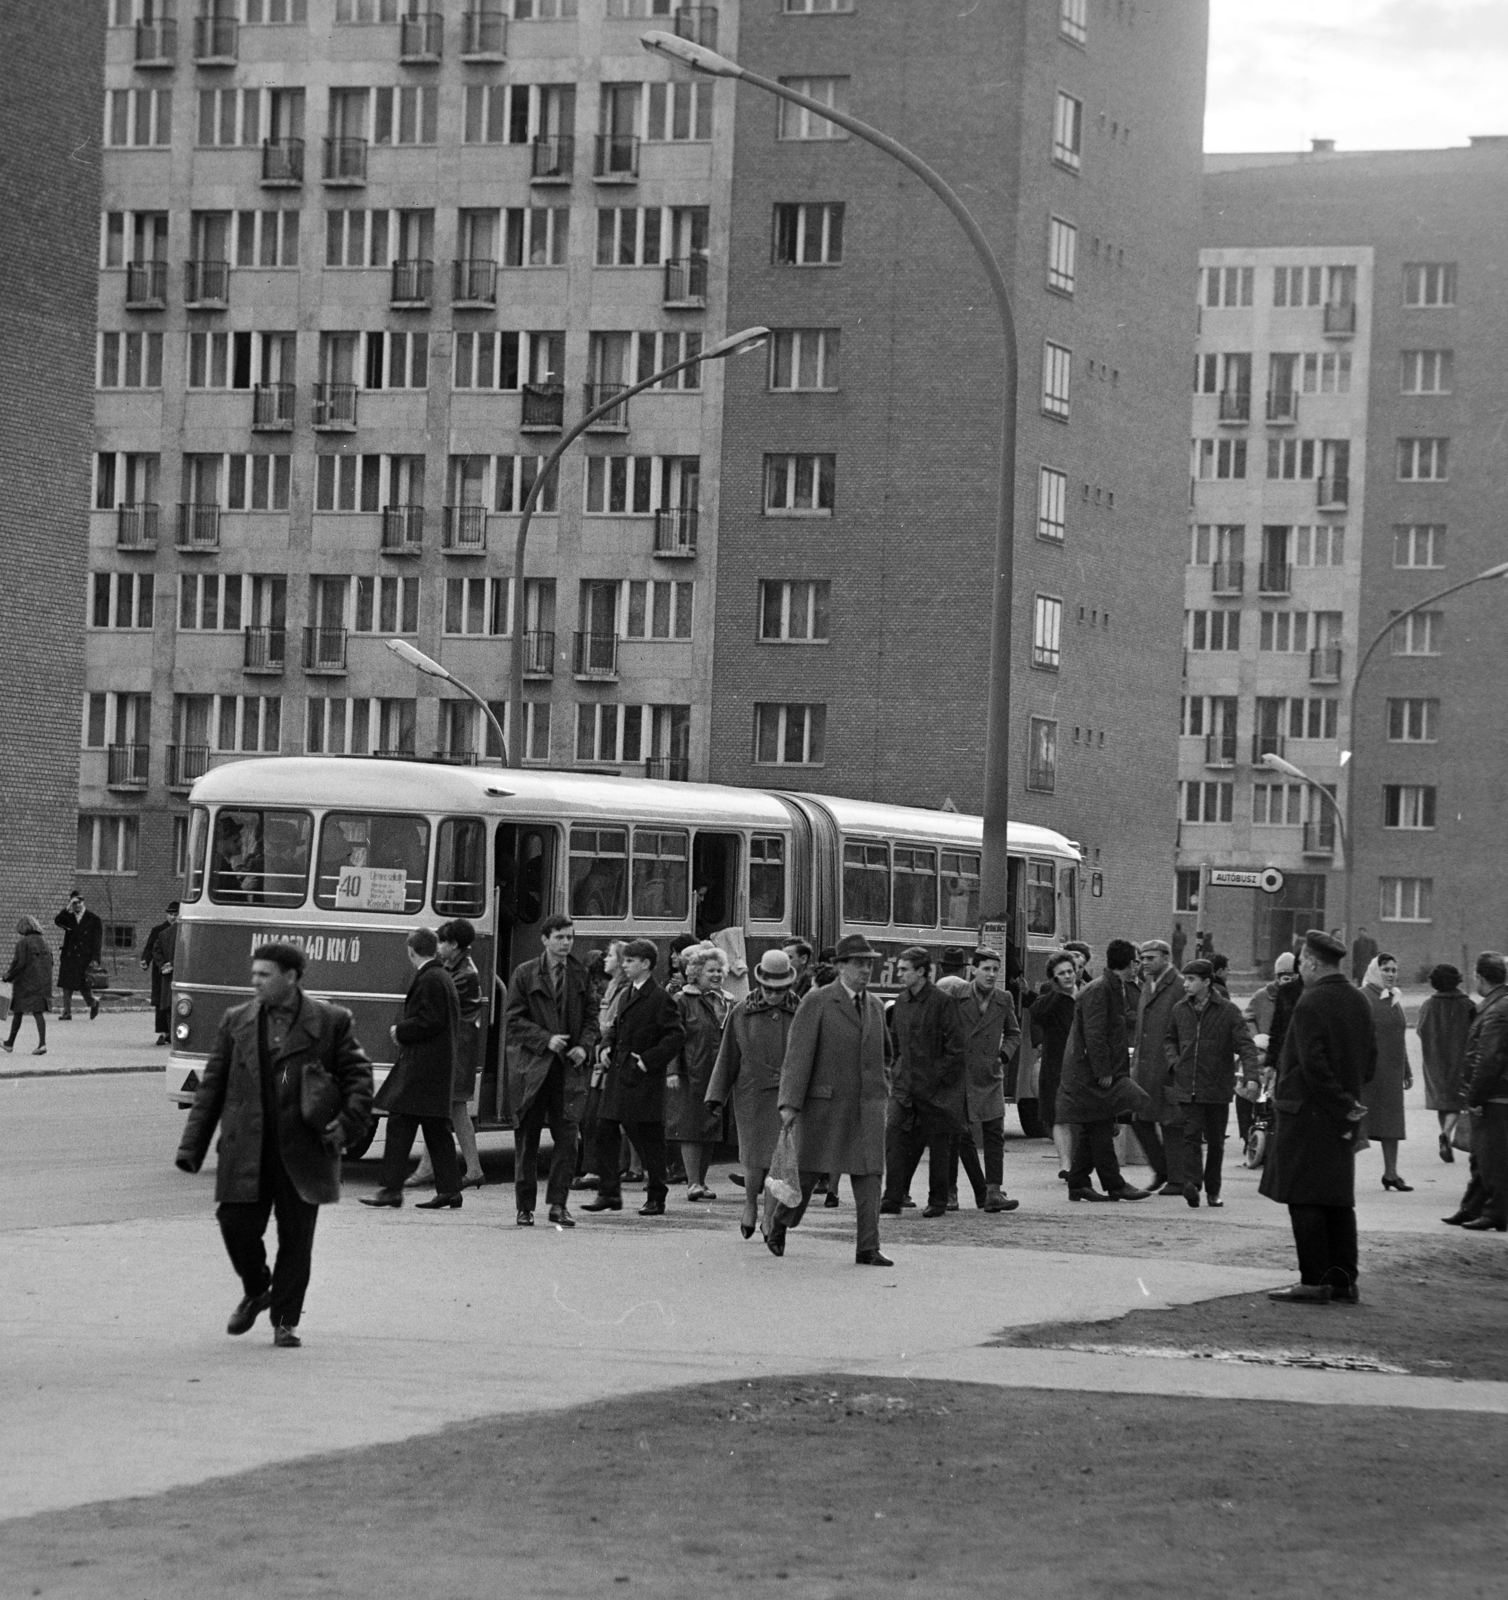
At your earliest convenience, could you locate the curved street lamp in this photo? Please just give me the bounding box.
[505,324,770,768]
[642,28,1020,931]
[386,637,509,764]
[1260,749,1348,862]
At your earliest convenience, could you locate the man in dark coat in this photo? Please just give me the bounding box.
[55,893,104,1021]
[1260,928,1375,1302]
[1350,926,1379,984]
[583,938,684,1217]
[782,938,816,1000]
[141,901,179,1044]
[362,927,464,1208]
[943,947,1021,1212]
[1056,939,1151,1202]
[1130,939,1185,1193]
[1458,951,1508,1232]
[505,913,600,1227]
[881,946,968,1218]
[176,941,373,1346]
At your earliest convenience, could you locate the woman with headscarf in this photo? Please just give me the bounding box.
[666,943,730,1200]
[1361,953,1412,1189]
[1032,951,1080,1178]
[1416,962,1474,1164]
[3,917,54,1056]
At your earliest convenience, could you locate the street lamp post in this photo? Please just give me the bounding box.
[386,638,509,764]
[641,29,1020,929]
[1260,749,1348,861]
[1338,560,1508,943]
[505,324,769,769]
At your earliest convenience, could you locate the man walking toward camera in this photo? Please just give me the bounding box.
[176,942,373,1347]
[881,947,967,1219]
[55,892,104,1021]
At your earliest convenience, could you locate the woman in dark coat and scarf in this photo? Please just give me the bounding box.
[3,917,53,1055]
[666,943,730,1200]
[1417,962,1475,1164]
[1032,952,1079,1176]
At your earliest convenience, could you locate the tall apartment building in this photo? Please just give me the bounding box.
[88,0,1208,954]
[0,3,103,944]
[1188,139,1508,975]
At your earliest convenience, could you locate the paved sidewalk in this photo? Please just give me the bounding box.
[0,1009,164,1076]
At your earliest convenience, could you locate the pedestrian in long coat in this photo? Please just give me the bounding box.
[407,919,489,1191]
[3,917,53,1055]
[1417,963,1474,1162]
[364,928,463,1206]
[1129,942,1184,1190]
[881,948,967,1215]
[141,903,179,1043]
[1260,929,1375,1302]
[666,944,731,1200]
[942,950,1020,1211]
[707,948,801,1236]
[1360,954,1412,1188]
[1458,955,1508,1231]
[1032,952,1079,1173]
[769,933,891,1265]
[55,894,103,1020]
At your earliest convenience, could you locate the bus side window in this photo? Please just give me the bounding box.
[633,828,689,920]
[842,840,889,924]
[569,827,627,919]
[434,818,487,917]
[1059,865,1079,942]
[940,850,979,929]
[892,845,938,928]
[1026,859,1056,936]
[749,834,785,922]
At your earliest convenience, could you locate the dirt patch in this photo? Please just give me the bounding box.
[3,1377,1505,1599]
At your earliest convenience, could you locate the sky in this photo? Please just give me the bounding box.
[1205,0,1508,152]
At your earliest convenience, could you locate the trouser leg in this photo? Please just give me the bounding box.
[1066,1123,1095,1190]
[1323,1206,1358,1292]
[629,1120,668,1205]
[774,1169,818,1232]
[1180,1106,1208,1189]
[1479,1104,1508,1223]
[1088,1120,1123,1191]
[1235,1094,1254,1142]
[537,1067,577,1208]
[420,1117,460,1195]
[377,1112,420,1193]
[852,1174,882,1256]
[882,1100,914,1205]
[514,1095,546,1213]
[60,989,75,1018]
[1202,1102,1229,1197]
[956,1130,987,1202]
[217,1193,275,1299]
[595,1117,624,1200]
[80,980,95,1012]
[1288,1204,1331,1285]
[920,1106,953,1208]
[981,1117,1006,1189]
[1132,1119,1167,1179]
[267,1159,319,1327]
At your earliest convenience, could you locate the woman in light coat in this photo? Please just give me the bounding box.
[666,944,730,1199]
[1361,954,1412,1189]
[3,917,53,1056]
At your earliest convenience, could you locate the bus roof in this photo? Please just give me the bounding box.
[793,792,1081,862]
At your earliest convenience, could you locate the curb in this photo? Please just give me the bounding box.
[1,1064,164,1081]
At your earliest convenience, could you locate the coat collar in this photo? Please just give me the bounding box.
[233,991,319,1060]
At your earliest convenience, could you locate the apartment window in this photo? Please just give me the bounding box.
[1397,438,1448,481]
[1195,438,1246,479]
[1387,698,1439,742]
[1273,265,1323,307]
[1060,0,1087,44]
[1032,595,1063,670]
[452,329,565,391]
[1041,342,1072,419]
[589,330,705,393]
[443,577,508,636]
[501,207,569,267]
[1401,350,1453,394]
[188,330,294,391]
[1184,610,1239,651]
[772,203,844,265]
[1189,524,1244,566]
[585,455,700,516]
[494,455,560,514]
[1259,611,1309,653]
[463,82,574,145]
[642,81,713,142]
[1037,466,1068,543]
[198,88,262,147]
[1047,217,1077,295]
[1266,438,1352,483]
[1175,868,1201,912]
[77,816,140,875]
[354,576,420,634]
[246,2,309,22]
[1403,263,1456,308]
[1180,781,1233,824]
[102,210,168,269]
[233,208,300,268]
[769,329,840,391]
[304,696,416,756]
[596,205,708,267]
[218,695,282,753]
[514,0,577,15]
[1180,696,1238,739]
[1292,524,1345,567]
[95,452,161,510]
[105,923,136,952]
[99,332,163,390]
[763,454,835,516]
[179,573,286,632]
[1027,717,1057,794]
[376,85,438,145]
[776,77,848,140]
[1204,265,1253,308]
[623,580,693,640]
[1394,524,1445,568]
[1383,784,1436,830]
[106,88,172,147]
[82,691,150,753]
[754,703,826,765]
[575,705,643,767]
[1051,91,1082,171]
[759,580,830,643]
[1252,782,1306,826]
[326,208,396,267]
[1380,877,1432,923]
[364,331,429,389]
[90,572,155,630]
[1256,695,1338,740]
[783,0,853,10]
[1391,610,1442,655]
[336,0,401,16]
[180,454,291,511]
[1302,352,1350,393]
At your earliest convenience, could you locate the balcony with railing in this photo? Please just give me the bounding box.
[312,383,358,431]
[531,133,574,182]
[261,137,304,187]
[523,630,555,677]
[1204,731,1237,768]
[134,18,177,64]
[1309,644,1343,684]
[1303,819,1337,856]
[391,258,433,306]
[167,744,211,791]
[1217,390,1250,424]
[521,382,564,431]
[1257,561,1293,596]
[645,756,690,782]
[443,505,488,553]
[252,382,295,431]
[674,5,718,46]
[107,744,150,791]
[373,746,418,760]
[323,136,367,185]
[243,627,286,674]
[126,260,168,309]
[1266,388,1298,424]
[1323,302,1356,336]
[1252,732,1285,763]
[653,508,698,558]
[432,747,480,766]
[573,631,619,679]
[116,504,160,551]
[594,133,640,180]
[177,503,221,551]
[461,6,507,59]
[184,259,230,308]
[663,256,708,308]
[381,505,425,555]
[452,258,498,306]
[193,15,238,63]
[1210,559,1243,595]
[399,11,443,60]
[303,627,348,674]
[584,382,629,431]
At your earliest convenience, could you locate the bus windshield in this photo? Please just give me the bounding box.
[209,808,313,908]
[315,812,430,914]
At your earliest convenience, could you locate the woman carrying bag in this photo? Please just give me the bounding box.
[3,917,54,1056]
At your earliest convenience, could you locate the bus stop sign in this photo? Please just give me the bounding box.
[1209,867,1285,895]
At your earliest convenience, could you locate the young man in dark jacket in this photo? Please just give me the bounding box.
[881,946,967,1218]
[1458,950,1508,1232]
[1164,959,1261,1208]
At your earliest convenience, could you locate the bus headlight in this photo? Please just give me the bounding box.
[175,996,193,1017]
[174,1022,191,1042]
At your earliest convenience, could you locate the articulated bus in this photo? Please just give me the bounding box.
[166,758,1080,1151]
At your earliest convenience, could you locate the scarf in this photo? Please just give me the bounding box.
[1362,957,1401,1006]
[744,986,800,1017]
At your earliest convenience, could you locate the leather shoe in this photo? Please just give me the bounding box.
[1329,1283,1361,1304]
[1461,1216,1508,1232]
[824,1191,840,1208]
[581,1197,622,1212]
[548,1205,576,1228]
[1183,1183,1201,1208]
[1442,1211,1472,1225]
[1068,1187,1112,1202]
[517,1210,535,1226]
[638,1200,666,1217]
[765,1226,786,1257]
[226,1287,273,1336]
[985,1189,1020,1213]
[273,1324,301,1348]
[855,1250,894,1267]
[1109,1185,1151,1202]
[879,1200,903,1215]
[922,1203,948,1218]
[360,1190,403,1208]
[415,1193,462,1210]
[1157,1182,1185,1196]
[1268,1283,1332,1304]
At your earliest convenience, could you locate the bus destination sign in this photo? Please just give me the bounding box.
[335,866,409,912]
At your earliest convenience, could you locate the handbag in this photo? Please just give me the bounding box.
[1451,1109,1478,1154]
[85,960,110,992]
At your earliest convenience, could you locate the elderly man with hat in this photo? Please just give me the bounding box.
[1260,928,1376,1303]
[766,933,892,1266]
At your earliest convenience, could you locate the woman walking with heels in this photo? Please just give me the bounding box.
[3,917,53,1056]
[1361,954,1412,1190]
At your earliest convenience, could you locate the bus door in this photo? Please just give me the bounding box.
[692,832,740,939]
[483,821,556,1123]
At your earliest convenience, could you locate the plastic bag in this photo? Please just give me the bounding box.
[1451,1110,1477,1154]
[764,1124,803,1210]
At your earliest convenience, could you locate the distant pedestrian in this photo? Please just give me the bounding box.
[406,919,486,1191]
[176,942,373,1347]
[1245,952,1301,1146]
[1455,952,1508,1233]
[944,948,1021,1212]
[54,893,103,1021]
[1170,922,1187,970]
[881,947,967,1219]
[767,934,892,1266]
[782,938,816,999]
[1417,964,1473,1164]
[1129,940,1184,1193]
[1195,929,1214,962]
[1208,951,1231,1001]
[141,902,180,1044]
[1063,941,1093,988]
[1032,952,1079,1177]
[362,927,465,1210]
[1261,929,1374,1304]
[1360,955,1412,1191]
[665,933,698,997]
[667,943,731,1201]
[1350,926,1379,985]
[3,916,53,1056]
